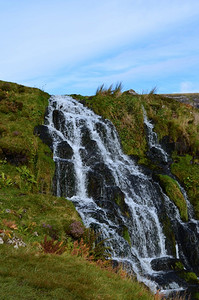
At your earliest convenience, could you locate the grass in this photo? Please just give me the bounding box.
[0,80,156,300]
[0,80,54,194]
[158,174,188,222]
[171,154,199,218]
[0,245,154,300]
[0,187,81,244]
[0,80,198,299]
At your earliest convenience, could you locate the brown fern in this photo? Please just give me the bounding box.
[40,235,66,255]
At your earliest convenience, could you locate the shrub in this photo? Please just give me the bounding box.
[68,221,84,238]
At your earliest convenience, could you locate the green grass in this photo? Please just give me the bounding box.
[0,80,198,299]
[171,154,199,218]
[0,80,54,193]
[0,245,154,300]
[158,174,188,222]
[0,80,156,300]
[0,187,81,243]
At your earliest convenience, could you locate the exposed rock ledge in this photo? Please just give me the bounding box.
[162,93,199,109]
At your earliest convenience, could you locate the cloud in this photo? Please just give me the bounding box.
[1,0,199,94]
[180,82,199,93]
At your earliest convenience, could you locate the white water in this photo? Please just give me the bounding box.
[44,95,198,293]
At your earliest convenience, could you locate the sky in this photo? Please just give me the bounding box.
[0,0,199,95]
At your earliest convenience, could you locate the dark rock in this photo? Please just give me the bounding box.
[174,136,190,154]
[34,125,53,150]
[53,160,76,198]
[151,257,182,271]
[56,141,73,159]
[52,110,66,132]
[175,222,199,273]
[149,270,188,290]
[1,148,28,165]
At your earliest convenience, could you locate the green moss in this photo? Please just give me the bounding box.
[178,271,199,284]
[122,226,131,245]
[174,261,184,271]
[158,174,188,222]
[171,154,199,219]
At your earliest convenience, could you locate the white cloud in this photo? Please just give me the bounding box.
[180,82,199,93]
[0,0,199,94]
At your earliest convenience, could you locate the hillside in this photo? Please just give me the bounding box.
[0,80,199,299]
[0,80,154,300]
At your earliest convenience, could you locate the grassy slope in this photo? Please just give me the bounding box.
[0,81,154,300]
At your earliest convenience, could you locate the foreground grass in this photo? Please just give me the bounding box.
[0,245,153,300]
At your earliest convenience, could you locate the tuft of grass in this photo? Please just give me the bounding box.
[95,82,123,97]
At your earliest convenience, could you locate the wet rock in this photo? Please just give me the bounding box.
[52,110,65,132]
[151,257,182,271]
[56,141,73,159]
[150,270,188,290]
[175,222,199,273]
[53,160,76,198]
[34,125,53,150]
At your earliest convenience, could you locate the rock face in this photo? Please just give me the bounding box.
[163,93,199,109]
[38,95,199,295]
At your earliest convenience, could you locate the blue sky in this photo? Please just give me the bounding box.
[0,0,199,95]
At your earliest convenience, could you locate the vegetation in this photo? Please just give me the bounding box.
[0,80,155,300]
[171,154,199,218]
[158,174,188,222]
[0,245,154,300]
[73,89,199,219]
[0,80,198,299]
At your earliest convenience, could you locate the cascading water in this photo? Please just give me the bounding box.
[39,95,199,295]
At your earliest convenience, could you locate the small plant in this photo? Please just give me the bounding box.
[69,221,84,238]
[82,228,111,261]
[40,235,66,255]
[0,172,12,188]
[148,86,158,95]
[16,166,37,191]
[71,238,92,259]
[2,219,18,230]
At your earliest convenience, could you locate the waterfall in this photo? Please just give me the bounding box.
[42,95,199,295]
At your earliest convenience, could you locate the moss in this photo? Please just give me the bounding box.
[122,226,131,245]
[158,174,188,222]
[171,154,199,219]
[174,261,184,271]
[178,271,199,284]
